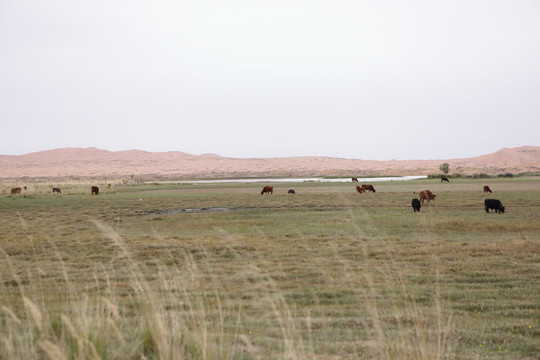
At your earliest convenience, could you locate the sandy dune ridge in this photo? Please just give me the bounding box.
[0,146,538,180]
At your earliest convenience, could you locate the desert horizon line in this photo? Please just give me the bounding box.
[2,144,538,162]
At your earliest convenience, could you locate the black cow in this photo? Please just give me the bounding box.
[91,186,99,195]
[412,198,421,212]
[52,187,61,194]
[485,199,505,213]
[288,189,295,194]
[441,176,449,182]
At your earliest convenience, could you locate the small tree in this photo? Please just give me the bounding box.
[439,162,450,175]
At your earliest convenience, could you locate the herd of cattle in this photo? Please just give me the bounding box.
[9,184,107,196]
[260,179,506,214]
[8,180,506,214]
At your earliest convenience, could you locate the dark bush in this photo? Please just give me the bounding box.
[472,173,490,179]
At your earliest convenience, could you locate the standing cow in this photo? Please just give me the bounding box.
[361,184,376,193]
[441,176,449,182]
[52,187,62,194]
[356,185,366,193]
[416,190,436,204]
[91,186,99,195]
[352,178,359,182]
[485,199,505,213]
[261,185,273,195]
[10,187,22,195]
[411,198,421,212]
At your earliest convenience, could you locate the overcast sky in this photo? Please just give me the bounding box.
[1,1,539,160]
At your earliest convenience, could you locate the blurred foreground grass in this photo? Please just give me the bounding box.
[0,178,539,359]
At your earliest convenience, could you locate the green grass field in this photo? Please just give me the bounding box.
[1,178,539,359]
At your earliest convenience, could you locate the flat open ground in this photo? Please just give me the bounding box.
[1,178,539,359]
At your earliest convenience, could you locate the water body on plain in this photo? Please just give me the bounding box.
[149,175,427,185]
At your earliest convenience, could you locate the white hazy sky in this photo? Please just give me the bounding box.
[1,1,539,160]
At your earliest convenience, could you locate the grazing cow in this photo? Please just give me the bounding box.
[441,176,449,182]
[356,185,366,193]
[107,184,112,189]
[288,189,295,194]
[412,198,421,212]
[485,199,505,213]
[417,190,436,204]
[361,184,376,193]
[10,187,22,195]
[91,186,99,195]
[23,186,27,191]
[261,185,273,195]
[52,187,61,194]
[352,177,358,182]
[483,186,492,193]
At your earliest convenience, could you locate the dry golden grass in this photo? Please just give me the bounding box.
[0,177,539,359]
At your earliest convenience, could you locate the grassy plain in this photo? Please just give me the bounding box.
[0,178,539,359]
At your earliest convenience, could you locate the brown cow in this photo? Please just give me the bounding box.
[91,186,99,195]
[483,186,492,193]
[361,184,376,193]
[261,185,273,195]
[10,187,22,195]
[52,187,61,194]
[417,190,436,204]
[356,185,366,193]
[107,184,112,189]
[352,177,359,182]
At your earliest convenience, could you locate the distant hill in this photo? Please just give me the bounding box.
[0,146,539,180]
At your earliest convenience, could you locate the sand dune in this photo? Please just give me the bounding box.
[1,146,538,180]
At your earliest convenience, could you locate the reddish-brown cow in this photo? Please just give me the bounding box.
[417,190,436,204]
[356,185,366,193]
[483,186,492,193]
[10,187,22,195]
[261,185,273,195]
[91,186,99,195]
